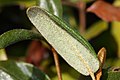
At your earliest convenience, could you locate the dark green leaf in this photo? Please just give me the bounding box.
[102,67,120,80]
[27,6,99,77]
[36,0,63,18]
[0,60,50,80]
[0,29,42,49]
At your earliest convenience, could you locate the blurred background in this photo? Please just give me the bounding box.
[0,0,120,80]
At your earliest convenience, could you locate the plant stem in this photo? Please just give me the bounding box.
[91,74,96,80]
[62,0,86,33]
[52,48,62,80]
[62,0,78,8]
[77,1,86,33]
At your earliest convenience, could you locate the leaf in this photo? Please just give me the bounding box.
[68,0,93,3]
[0,49,7,61]
[0,60,50,80]
[102,67,120,80]
[26,40,49,67]
[68,0,79,3]
[87,1,120,22]
[0,29,42,49]
[0,0,36,7]
[62,6,78,28]
[37,0,63,18]
[27,6,99,76]
[114,0,120,7]
[111,22,120,58]
[83,21,108,40]
[111,0,120,58]
[48,61,80,80]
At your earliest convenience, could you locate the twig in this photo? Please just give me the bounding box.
[62,0,78,8]
[77,1,86,33]
[52,48,62,80]
[62,0,86,33]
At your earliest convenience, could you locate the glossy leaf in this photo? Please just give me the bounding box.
[0,29,42,49]
[27,6,99,76]
[0,60,50,80]
[37,0,62,18]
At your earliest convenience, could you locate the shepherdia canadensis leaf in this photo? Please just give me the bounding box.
[27,6,100,76]
[0,61,50,80]
[0,29,42,49]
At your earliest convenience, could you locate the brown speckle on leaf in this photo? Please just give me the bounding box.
[112,67,120,72]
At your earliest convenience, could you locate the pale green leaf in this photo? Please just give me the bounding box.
[0,60,50,80]
[0,49,7,61]
[27,6,99,76]
[0,29,42,49]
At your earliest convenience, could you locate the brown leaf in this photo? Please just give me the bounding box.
[87,1,120,22]
[96,47,106,80]
[26,40,49,67]
[97,47,106,67]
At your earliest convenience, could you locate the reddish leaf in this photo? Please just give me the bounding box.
[26,40,49,67]
[87,1,120,22]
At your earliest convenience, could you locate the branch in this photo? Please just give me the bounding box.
[52,48,62,80]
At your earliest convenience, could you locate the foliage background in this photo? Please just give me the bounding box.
[0,0,120,80]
